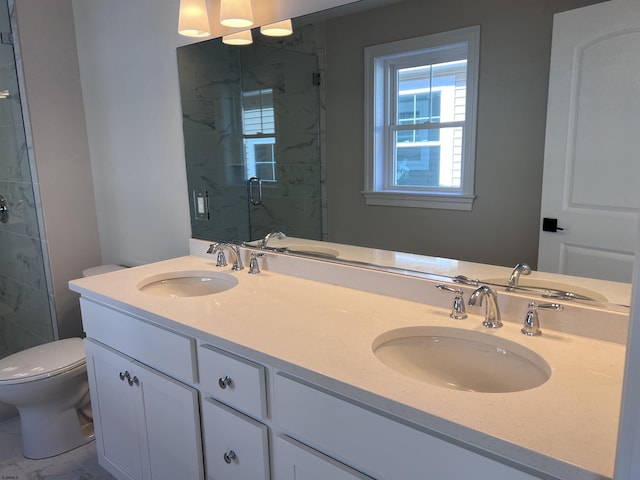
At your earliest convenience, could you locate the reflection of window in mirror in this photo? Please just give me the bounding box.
[242,89,276,182]
[364,26,479,211]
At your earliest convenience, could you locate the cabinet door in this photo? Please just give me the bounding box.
[274,436,373,480]
[85,340,204,480]
[201,397,270,480]
[136,359,204,480]
[85,339,150,480]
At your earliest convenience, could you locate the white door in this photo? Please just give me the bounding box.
[538,0,640,282]
[85,340,150,480]
[137,359,204,480]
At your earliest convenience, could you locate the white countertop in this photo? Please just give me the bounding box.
[69,253,626,479]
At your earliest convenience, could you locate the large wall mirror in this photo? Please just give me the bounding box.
[177,0,634,307]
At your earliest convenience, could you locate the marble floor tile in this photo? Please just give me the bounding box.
[0,418,114,480]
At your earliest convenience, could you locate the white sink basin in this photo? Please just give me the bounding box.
[137,271,238,298]
[372,326,550,393]
[481,277,607,302]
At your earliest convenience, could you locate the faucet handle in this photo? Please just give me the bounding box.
[436,284,467,320]
[522,302,563,336]
[248,252,264,274]
[216,249,227,267]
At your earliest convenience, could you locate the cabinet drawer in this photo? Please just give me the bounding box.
[80,298,197,383]
[201,397,270,480]
[198,344,267,418]
[274,435,373,480]
[274,373,538,480]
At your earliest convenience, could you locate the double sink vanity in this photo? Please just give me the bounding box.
[69,238,628,480]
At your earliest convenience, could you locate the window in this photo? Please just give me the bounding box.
[364,26,479,210]
[242,89,277,182]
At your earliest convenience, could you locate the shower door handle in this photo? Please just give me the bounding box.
[248,177,262,206]
[0,195,8,224]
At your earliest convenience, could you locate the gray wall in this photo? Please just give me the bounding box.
[15,0,102,338]
[324,0,602,268]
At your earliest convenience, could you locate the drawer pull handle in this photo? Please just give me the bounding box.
[223,450,236,464]
[218,376,233,389]
[128,376,140,387]
[119,371,131,381]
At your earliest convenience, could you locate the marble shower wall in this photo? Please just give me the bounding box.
[178,24,324,243]
[0,1,53,358]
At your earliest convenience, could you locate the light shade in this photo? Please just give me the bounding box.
[222,30,253,46]
[178,0,210,37]
[219,0,254,28]
[260,19,293,37]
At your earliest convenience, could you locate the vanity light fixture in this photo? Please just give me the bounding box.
[178,0,211,37]
[219,0,254,28]
[0,90,8,99]
[260,19,293,37]
[222,29,253,45]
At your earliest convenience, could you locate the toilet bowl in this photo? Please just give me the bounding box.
[0,338,94,459]
[0,264,126,459]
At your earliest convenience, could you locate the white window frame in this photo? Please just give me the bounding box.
[363,26,480,210]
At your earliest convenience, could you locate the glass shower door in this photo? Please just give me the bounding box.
[241,45,323,242]
[0,0,54,360]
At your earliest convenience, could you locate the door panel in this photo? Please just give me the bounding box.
[538,0,640,282]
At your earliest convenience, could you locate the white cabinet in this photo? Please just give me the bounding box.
[198,343,271,479]
[78,298,545,480]
[274,373,539,480]
[198,343,267,418]
[274,435,373,480]
[201,397,270,480]
[84,339,204,480]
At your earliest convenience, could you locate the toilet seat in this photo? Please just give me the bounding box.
[0,338,86,385]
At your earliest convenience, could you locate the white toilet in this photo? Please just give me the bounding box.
[0,264,125,459]
[0,338,93,459]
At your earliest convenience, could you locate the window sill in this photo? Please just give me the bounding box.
[362,191,475,211]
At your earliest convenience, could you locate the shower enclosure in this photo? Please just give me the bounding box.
[0,0,54,362]
[178,27,324,244]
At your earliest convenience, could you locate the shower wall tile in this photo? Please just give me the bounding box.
[0,124,29,183]
[0,231,47,290]
[0,180,40,238]
[0,274,52,356]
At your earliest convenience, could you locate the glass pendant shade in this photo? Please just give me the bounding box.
[219,0,254,28]
[260,19,293,37]
[178,0,210,37]
[222,30,253,45]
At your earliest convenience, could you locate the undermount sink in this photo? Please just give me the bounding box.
[373,326,550,393]
[137,271,238,298]
[481,277,607,302]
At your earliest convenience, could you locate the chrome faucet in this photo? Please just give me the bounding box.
[436,284,467,320]
[260,230,286,249]
[208,243,244,271]
[468,285,502,328]
[507,262,531,291]
[521,302,563,336]
[248,252,264,274]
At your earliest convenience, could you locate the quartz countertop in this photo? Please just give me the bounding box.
[69,253,625,479]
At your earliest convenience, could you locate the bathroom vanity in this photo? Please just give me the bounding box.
[69,240,627,480]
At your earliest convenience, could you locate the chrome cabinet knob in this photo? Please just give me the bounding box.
[223,450,236,464]
[118,371,139,386]
[218,376,233,389]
